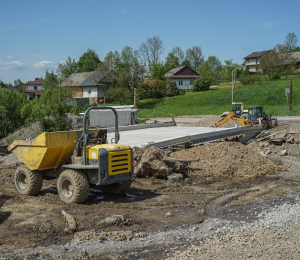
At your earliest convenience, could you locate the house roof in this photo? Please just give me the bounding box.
[61,72,93,87]
[61,70,116,87]
[164,65,201,79]
[292,51,300,61]
[244,50,271,59]
[26,77,44,85]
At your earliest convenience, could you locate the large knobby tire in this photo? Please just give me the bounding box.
[103,180,132,194]
[241,113,248,119]
[57,169,89,204]
[15,165,43,196]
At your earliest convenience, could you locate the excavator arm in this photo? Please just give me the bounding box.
[215,112,246,127]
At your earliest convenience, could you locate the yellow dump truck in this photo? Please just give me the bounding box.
[8,106,133,204]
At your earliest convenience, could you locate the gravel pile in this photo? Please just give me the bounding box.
[167,196,300,259]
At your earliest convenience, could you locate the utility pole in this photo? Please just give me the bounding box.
[134,88,137,107]
[290,80,292,111]
[59,80,61,103]
[231,69,234,103]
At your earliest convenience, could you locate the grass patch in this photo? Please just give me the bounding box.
[137,75,300,117]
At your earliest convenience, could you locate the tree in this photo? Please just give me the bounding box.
[181,59,191,66]
[285,32,298,52]
[13,79,26,93]
[259,43,297,80]
[78,49,101,72]
[0,89,27,138]
[57,56,79,80]
[185,46,204,71]
[105,86,132,105]
[170,46,184,64]
[149,62,168,80]
[43,70,59,90]
[219,60,243,83]
[206,56,222,74]
[164,53,180,71]
[138,35,164,70]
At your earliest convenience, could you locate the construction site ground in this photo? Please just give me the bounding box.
[1,118,300,259]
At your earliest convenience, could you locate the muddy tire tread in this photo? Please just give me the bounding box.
[15,164,43,195]
[57,169,89,204]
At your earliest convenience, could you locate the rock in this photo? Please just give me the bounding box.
[205,177,212,184]
[280,150,287,156]
[167,173,184,181]
[265,150,271,155]
[197,209,206,215]
[101,215,124,226]
[198,217,205,223]
[260,151,265,155]
[165,211,172,217]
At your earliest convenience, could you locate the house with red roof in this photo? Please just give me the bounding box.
[25,77,44,100]
[164,65,201,89]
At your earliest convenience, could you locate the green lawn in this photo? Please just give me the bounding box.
[137,75,300,118]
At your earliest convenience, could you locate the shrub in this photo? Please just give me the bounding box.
[137,80,179,100]
[192,77,213,92]
[239,74,263,85]
[271,72,281,80]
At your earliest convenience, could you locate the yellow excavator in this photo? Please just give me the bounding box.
[216,106,272,129]
[221,102,248,118]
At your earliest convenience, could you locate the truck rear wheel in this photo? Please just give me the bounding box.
[57,169,89,204]
[15,165,43,196]
[103,180,131,194]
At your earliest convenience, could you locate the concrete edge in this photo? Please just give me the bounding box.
[105,122,175,133]
[141,125,263,148]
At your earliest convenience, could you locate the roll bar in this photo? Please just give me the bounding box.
[83,106,119,165]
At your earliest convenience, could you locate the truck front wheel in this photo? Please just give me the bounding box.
[57,169,89,204]
[15,165,43,196]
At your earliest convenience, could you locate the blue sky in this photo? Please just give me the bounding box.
[1,0,299,84]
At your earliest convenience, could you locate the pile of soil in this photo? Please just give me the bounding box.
[0,153,21,170]
[193,115,237,128]
[170,142,286,181]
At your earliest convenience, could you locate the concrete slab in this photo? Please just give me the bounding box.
[108,126,229,148]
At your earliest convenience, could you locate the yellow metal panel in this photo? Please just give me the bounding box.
[108,150,131,175]
[7,129,100,171]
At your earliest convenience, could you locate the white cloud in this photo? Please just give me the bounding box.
[259,22,274,28]
[0,61,26,70]
[6,56,13,59]
[33,61,55,69]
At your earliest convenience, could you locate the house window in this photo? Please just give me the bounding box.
[190,80,194,85]
[34,86,37,90]
[178,80,183,85]
[88,89,91,94]
[256,58,259,62]
[246,59,250,63]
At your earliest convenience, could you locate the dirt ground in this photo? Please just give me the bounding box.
[1,119,300,259]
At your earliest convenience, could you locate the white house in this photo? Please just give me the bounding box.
[25,77,44,100]
[61,70,115,104]
[243,50,270,73]
[164,65,201,89]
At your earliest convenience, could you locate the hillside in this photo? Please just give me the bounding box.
[137,76,300,118]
